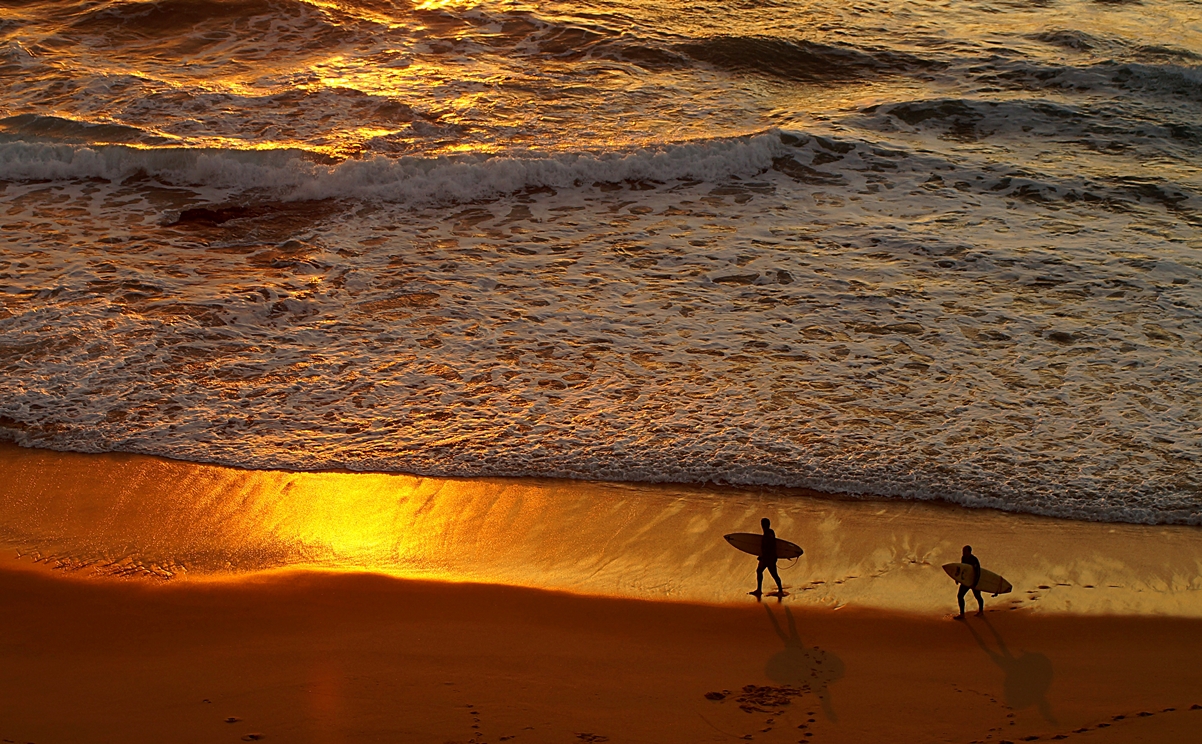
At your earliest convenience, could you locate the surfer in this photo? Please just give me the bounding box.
[956,545,985,618]
[752,517,784,597]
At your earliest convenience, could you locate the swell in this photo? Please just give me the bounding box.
[856,96,1202,159]
[67,0,360,37]
[670,36,942,83]
[14,0,942,83]
[539,32,944,82]
[972,57,1202,103]
[0,114,172,145]
[25,0,370,61]
[13,0,1202,96]
[1032,28,1202,64]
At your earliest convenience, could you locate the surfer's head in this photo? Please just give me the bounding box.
[761,517,771,530]
[963,545,973,556]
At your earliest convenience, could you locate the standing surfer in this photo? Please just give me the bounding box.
[956,545,985,618]
[753,517,784,597]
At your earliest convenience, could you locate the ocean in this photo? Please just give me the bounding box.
[2,0,1200,525]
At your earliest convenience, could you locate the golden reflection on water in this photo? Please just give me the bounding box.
[302,0,430,27]
[413,0,479,11]
[2,443,1201,617]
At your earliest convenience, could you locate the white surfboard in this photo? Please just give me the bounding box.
[943,562,1012,595]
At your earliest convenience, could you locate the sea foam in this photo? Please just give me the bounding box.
[0,133,790,205]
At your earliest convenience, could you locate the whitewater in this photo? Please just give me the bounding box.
[1,0,1200,524]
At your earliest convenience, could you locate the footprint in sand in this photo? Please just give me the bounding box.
[1029,702,1202,741]
[241,735,265,742]
[763,606,844,721]
[703,679,823,741]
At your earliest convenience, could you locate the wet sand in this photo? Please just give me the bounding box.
[2,560,1201,744]
[2,442,1201,741]
[2,442,1201,615]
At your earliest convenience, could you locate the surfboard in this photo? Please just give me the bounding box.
[942,562,1012,595]
[724,533,803,559]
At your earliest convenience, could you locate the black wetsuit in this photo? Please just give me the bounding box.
[757,528,783,593]
[760,528,778,564]
[958,553,984,614]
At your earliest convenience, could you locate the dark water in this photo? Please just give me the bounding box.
[1,0,1200,523]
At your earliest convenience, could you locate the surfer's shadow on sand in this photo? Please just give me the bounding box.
[965,617,1056,723]
[764,605,844,721]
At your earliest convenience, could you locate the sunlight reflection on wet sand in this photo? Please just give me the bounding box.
[2,442,1199,615]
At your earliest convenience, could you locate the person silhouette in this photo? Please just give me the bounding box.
[956,544,984,618]
[752,517,784,597]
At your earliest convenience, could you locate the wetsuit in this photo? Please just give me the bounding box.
[757,528,783,594]
[958,553,984,614]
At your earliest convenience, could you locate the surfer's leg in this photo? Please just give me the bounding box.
[973,589,984,615]
[957,584,969,616]
[768,563,783,592]
[755,563,766,594]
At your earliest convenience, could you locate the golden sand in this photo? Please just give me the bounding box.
[2,443,1201,742]
[1,562,1200,743]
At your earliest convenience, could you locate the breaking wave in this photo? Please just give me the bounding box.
[0,132,791,203]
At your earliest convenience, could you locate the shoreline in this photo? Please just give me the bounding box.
[3,562,1202,743]
[3,441,1201,615]
[3,445,1202,741]
[4,436,1197,529]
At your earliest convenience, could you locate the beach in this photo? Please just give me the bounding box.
[3,0,1200,740]
[3,559,1202,744]
[3,444,1202,742]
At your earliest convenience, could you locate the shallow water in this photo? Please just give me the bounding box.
[1,0,1200,523]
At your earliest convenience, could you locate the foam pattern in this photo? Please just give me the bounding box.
[1,130,1199,524]
[3,0,1201,524]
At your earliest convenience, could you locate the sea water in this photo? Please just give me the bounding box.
[1,0,1200,524]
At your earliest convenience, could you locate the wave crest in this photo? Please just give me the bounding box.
[0,133,791,204]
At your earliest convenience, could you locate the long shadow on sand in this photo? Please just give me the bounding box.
[764,605,845,721]
[965,616,1056,722]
